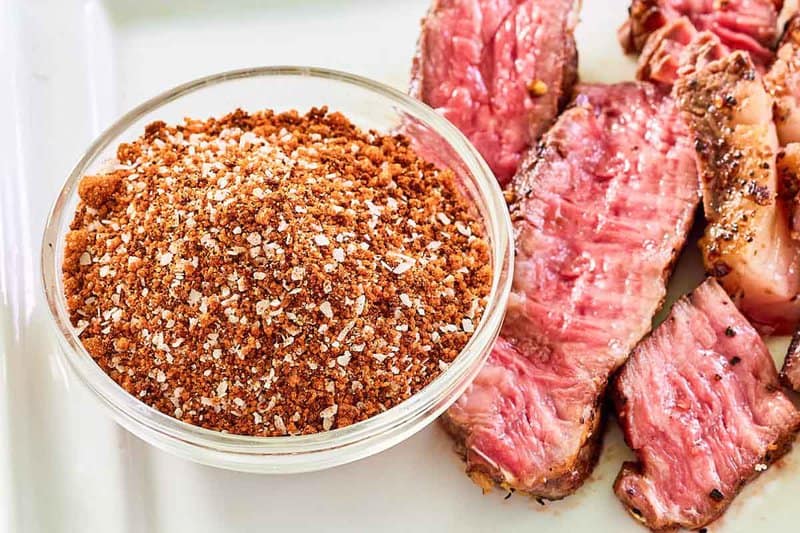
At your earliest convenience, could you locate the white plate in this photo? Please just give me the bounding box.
[2,1,798,531]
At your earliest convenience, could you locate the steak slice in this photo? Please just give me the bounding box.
[676,51,800,333]
[783,146,800,390]
[443,82,700,499]
[765,14,800,145]
[619,0,782,67]
[767,15,800,250]
[636,17,726,85]
[410,0,580,185]
[613,278,800,531]
[777,143,800,240]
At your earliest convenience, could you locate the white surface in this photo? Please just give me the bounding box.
[2,1,799,531]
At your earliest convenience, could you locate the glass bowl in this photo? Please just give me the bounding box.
[41,66,513,473]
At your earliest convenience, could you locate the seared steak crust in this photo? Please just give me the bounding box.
[613,278,800,531]
[677,51,800,333]
[782,325,800,390]
[443,82,699,500]
[782,321,800,390]
[677,53,766,218]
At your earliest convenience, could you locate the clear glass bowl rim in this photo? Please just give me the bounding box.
[40,65,513,469]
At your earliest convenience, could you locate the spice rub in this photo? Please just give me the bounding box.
[63,107,491,436]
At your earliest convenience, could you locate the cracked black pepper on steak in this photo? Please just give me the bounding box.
[62,107,492,436]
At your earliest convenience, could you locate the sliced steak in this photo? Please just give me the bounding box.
[778,143,800,242]
[782,149,800,390]
[770,15,800,248]
[676,51,800,333]
[443,82,700,499]
[636,17,726,85]
[619,0,782,67]
[613,278,800,531]
[766,14,800,145]
[410,0,580,185]
[768,17,800,250]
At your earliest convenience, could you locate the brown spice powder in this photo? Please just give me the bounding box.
[63,107,491,436]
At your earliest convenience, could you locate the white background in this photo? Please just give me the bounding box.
[1,1,798,531]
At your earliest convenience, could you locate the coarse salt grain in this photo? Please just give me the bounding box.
[320,404,338,430]
[462,318,475,333]
[255,300,269,316]
[320,301,333,319]
[290,266,305,281]
[393,261,414,275]
[399,293,412,307]
[274,415,287,434]
[355,294,366,315]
